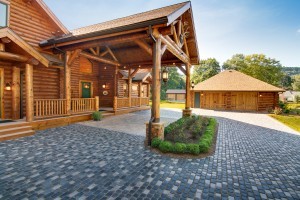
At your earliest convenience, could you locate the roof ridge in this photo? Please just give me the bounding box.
[71,1,189,32]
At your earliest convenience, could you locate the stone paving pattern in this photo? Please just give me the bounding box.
[0,109,300,199]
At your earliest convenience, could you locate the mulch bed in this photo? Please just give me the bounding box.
[148,123,219,159]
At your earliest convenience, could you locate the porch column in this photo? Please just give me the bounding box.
[139,82,142,106]
[12,67,20,119]
[128,68,132,107]
[25,64,34,122]
[183,63,192,117]
[65,51,71,115]
[145,34,164,146]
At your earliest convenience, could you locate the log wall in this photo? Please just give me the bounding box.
[9,0,60,47]
[98,65,115,107]
[0,61,12,119]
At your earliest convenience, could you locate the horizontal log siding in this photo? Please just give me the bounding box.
[71,57,100,99]
[99,65,115,107]
[9,0,59,47]
[258,92,277,111]
[0,62,12,119]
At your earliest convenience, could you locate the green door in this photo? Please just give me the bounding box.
[81,82,91,98]
[194,92,200,108]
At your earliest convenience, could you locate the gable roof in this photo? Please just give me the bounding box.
[0,28,49,67]
[120,69,152,82]
[40,1,191,46]
[193,70,285,92]
[166,89,186,94]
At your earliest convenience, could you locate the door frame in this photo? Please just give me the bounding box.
[0,68,4,119]
[79,80,93,98]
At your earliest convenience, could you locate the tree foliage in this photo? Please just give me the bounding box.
[223,54,284,87]
[192,58,221,84]
[160,67,185,100]
[292,75,300,91]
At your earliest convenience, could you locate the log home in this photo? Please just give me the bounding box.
[0,0,199,141]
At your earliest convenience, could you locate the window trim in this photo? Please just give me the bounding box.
[0,0,9,28]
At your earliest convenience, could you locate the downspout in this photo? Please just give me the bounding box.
[148,25,156,146]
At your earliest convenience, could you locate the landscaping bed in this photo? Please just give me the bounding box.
[151,115,218,158]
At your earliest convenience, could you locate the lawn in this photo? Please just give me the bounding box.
[270,114,300,132]
[160,100,185,109]
[287,103,300,109]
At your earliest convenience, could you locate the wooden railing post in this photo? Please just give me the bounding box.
[25,64,34,122]
[12,66,20,119]
[128,68,132,107]
[95,96,99,111]
[139,82,142,107]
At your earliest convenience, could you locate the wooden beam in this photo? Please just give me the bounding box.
[65,51,71,115]
[152,35,162,123]
[0,43,5,51]
[178,65,186,75]
[130,68,140,78]
[67,49,81,66]
[96,46,100,55]
[12,67,20,120]
[182,24,190,57]
[25,64,34,122]
[61,33,148,51]
[89,48,97,55]
[172,25,180,45]
[161,44,167,56]
[106,46,119,61]
[0,51,28,62]
[80,51,121,66]
[100,50,109,57]
[1,37,11,44]
[177,20,182,41]
[134,39,152,56]
[159,26,173,36]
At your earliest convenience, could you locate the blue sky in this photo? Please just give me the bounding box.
[44,0,300,67]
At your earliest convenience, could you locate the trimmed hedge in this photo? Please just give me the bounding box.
[151,117,217,155]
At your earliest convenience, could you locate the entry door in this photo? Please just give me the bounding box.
[81,82,91,98]
[194,92,200,108]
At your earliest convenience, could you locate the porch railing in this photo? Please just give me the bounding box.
[71,98,96,113]
[34,97,99,119]
[114,97,149,110]
[34,99,67,118]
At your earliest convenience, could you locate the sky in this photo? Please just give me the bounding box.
[44,0,300,67]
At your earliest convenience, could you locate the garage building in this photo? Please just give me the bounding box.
[191,70,285,111]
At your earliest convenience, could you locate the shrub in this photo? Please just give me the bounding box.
[159,141,173,153]
[92,111,103,121]
[174,143,187,153]
[186,144,200,155]
[198,118,217,153]
[273,107,282,115]
[151,138,162,148]
[278,101,290,113]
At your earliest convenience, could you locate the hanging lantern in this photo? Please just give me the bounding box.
[162,68,169,83]
[191,81,195,89]
[5,82,11,91]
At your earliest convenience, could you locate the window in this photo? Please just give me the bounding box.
[0,2,8,27]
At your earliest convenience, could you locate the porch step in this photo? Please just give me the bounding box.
[0,122,35,142]
[0,130,35,142]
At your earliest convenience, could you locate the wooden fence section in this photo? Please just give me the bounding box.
[34,99,67,118]
[114,97,149,110]
[71,98,96,113]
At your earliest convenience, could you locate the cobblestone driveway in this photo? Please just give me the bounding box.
[0,109,300,199]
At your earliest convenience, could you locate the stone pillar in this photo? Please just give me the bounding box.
[145,122,164,146]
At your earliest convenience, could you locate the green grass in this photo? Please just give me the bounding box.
[287,103,300,109]
[270,114,300,133]
[150,100,185,109]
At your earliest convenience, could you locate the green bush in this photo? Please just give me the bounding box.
[186,144,200,155]
[278,101,290,113]
[158,141,173,153]
[198,118,217,153]
[151,138,162,148]
[92,111,103,121]
[174,143,187,153]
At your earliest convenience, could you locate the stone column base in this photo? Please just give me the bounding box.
[182,109,192,117]
[145,122,164,146]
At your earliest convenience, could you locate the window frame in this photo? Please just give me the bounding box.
[0,0,9,28]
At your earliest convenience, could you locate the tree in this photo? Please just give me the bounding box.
[292,75,300,91]
[192,58,221,84]
[223,54,284,87]
[281,74,293,90]
[160,67,185,100]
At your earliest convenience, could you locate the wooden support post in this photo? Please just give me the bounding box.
[113,96,117,111]
[25,64,34,122]
[152,37,161,122]
[128,68,132,107]
[139,82,142,106]
[65,51,71,115]
[12,67,20,120]
[183,63,192,117]
[0,43,5,51]
[95,96,99,111]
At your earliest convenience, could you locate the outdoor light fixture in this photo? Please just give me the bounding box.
[102,83,107,89]
[162,68,169,83]
[201,93,204,96]
[191,81,195,89]
[259,94,263,97]
[5,82,11,91]
[84,83,90,89]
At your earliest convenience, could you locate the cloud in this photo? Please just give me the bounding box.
[297,29,300,33]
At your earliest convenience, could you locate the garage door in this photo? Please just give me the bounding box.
[201,92,226,109]
[231,92,257,111]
